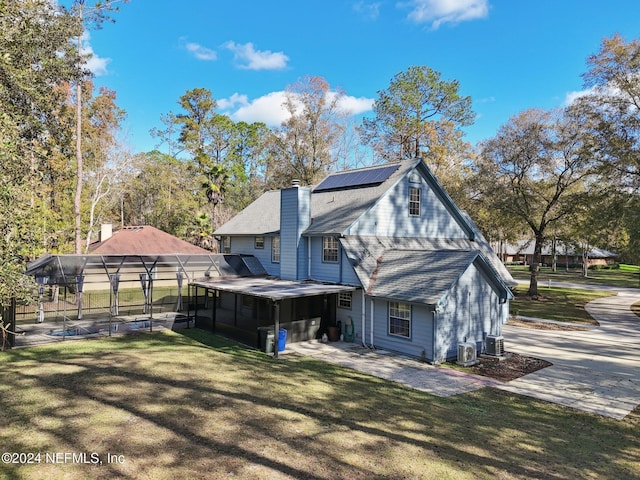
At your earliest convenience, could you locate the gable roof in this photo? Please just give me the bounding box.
[365,249,511,306]
[88,226,210,255]
[340,235,516,289]
[214,190,281,236]
[214,158,475,238]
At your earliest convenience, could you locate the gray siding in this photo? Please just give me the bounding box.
[336,288,363,343]
[369,298,433,359]
[228,235,280,277]
[280,186,311,280]
[309,236,341,282]
[346,169,468,238]
[435,263,507,362]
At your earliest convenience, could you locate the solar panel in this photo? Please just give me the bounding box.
[314,164,400,192]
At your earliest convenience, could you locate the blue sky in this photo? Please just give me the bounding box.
[81,0,640,155]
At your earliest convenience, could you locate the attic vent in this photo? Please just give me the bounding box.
[408,172,421,184]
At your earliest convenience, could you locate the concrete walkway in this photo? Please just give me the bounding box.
[284,341,502,396]
[286,284,640,420]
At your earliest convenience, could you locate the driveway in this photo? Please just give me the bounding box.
[498,285,640,419]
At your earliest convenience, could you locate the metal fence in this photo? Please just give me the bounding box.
[16,286,189,325]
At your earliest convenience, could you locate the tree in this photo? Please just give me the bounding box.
[0,0,80,308]
[579,34,640,189]
[573,34,640,263]
[80,84,128,249]
[121,151,201,237]
[476,108,596,296]
[67,0,129,254]
[270,76,345,186]
[360,66,474,163]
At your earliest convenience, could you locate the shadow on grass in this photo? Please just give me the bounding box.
[0,328,638,479]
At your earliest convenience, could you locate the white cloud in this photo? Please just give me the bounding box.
[332,93,375,115]
[229,91,290,126]
[224,41,289,70]
[353,1,381,20]
[226,91,374,126]
[185,42,217,61]
[217,93,249,110]
[403,0,489,28]
[81,31,110,76]
[564,88,595,105]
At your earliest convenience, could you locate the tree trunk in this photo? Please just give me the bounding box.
[74,45,83,254]
[528,232,544,297]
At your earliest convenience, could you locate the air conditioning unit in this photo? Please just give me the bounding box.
[486,335,505,356]
[457,342,478,366]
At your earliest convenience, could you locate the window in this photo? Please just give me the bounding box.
[323,236,339,263]
[338,292,352,309]
[221,236,231,253]
[271,236,280,263]
[409,187,420,216]
[388,302,411,338]
[254,236,264,249]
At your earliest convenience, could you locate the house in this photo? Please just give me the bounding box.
[200,158,515,363]
[501,239,618,268]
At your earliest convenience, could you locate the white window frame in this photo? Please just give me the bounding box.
[254,236,264,249]
[323,236,339,263]
[221,236,231,253]
[271,236,280,263]
[409,187,421,216]
[338,292,352,309]
[388,301,411,338]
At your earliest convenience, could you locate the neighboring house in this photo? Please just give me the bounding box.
[203,158,516,363]
[501,239,618,267]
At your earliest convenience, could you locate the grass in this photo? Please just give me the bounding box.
[0,330,639,479]
[510,286,613,324]
[508,265,640,289]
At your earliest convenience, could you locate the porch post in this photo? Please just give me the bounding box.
[212,289,217,333]
[194,285,199,327]
[234,293,238,327]
[273,301,280,359]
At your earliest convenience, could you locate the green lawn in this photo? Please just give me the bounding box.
[508,265,640,289]
[510,286,614,324]
[0,330,638,479]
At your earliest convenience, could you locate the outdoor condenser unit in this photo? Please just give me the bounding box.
[457,342,478,366]
[486,335,505,356]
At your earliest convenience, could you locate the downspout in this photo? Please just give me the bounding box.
[369,297,374,349]
[432,309,438,364]
[338,238,343,284]
[307,236,312,280]
[361,291,367,347]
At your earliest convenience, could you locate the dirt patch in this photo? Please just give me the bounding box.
[465,352,552,382]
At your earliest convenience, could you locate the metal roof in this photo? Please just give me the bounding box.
[25,254,264,286]
[191,277,356,301]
